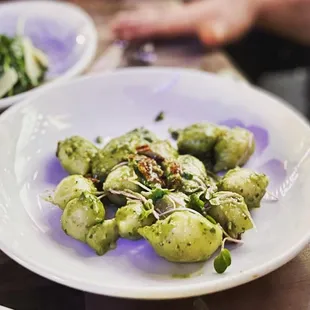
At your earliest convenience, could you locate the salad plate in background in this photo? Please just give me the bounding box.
[0,68,309,299]
[0,1,97,108]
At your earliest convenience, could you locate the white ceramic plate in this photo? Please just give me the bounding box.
[0,1,97,108]
[0,68,309,299]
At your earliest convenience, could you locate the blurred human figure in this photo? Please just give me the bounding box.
[110,0,310,46]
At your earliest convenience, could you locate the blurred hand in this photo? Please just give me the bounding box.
[110,0,310,46]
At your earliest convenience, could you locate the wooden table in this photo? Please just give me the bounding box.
[0,1,309,309]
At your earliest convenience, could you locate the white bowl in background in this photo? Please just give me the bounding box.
[0,0,97,108]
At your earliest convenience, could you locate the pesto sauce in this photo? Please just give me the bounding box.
[95,136,103,144]
[155,111,165,122]
[172,273,191,279]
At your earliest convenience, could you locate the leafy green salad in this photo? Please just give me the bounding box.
[45,122,269,274]
[0,34,48,99]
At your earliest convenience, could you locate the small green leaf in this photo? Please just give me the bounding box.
[149,188,169,202]
[221,248,232,266]
[214,254,226,274]
[206,215,217,225]
[214,249,232,274]
[187,193,205,212]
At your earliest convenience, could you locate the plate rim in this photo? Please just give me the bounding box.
[0,0,98,109]
[0,67,309,299]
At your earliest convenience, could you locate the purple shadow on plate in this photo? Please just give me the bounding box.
[47,206,94,258]
[112,239,204,276]
[218,118,287,187]
[45,156,68,186]
[219,118,269,156]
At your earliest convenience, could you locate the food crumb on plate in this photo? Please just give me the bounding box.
[155,111,165,122]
